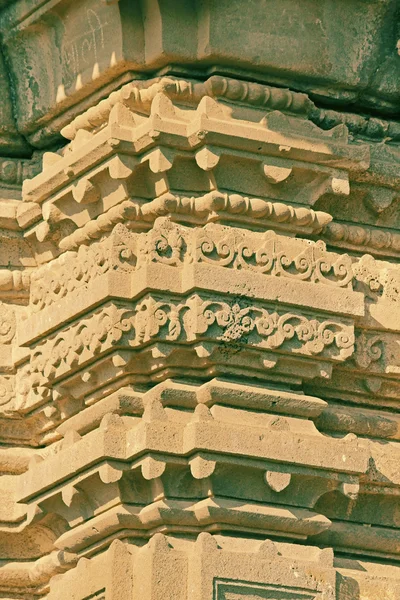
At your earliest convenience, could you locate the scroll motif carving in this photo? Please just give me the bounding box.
[195,298,354,358]
[353,332,384,369]
[29,303,135,381]
[144,220,185,266]
[134,297,187,344]
[0,16,399,596]
[0,302,16,343]
[28,295,355,383]
[195,228,353,287]
[30,224,137,311]
[31,222,355,312]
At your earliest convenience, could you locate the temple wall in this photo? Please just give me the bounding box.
[0,1,399,598]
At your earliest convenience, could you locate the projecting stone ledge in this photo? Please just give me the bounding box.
[0,3,398,599]
[0,0,400,153]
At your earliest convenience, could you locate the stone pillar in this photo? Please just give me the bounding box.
[0,1,399,599]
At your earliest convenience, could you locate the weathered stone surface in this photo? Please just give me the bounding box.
[0,3,399,599]
[1,0,400,153]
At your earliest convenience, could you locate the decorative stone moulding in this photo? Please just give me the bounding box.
[18,76,375,269]
[27,221,360,311]
[0,0,400,153]
[0,2,399,597]
[44,535,400,600]
[11,376,400,562]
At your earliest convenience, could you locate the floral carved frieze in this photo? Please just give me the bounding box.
[193,226,353,287]
[0,7,399,593]
[30,221,355,312]
[194,298,354,359]
[30,224,138,311]
[27,295,355,385]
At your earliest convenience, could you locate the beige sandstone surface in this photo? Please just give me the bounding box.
[0,1,399,598]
